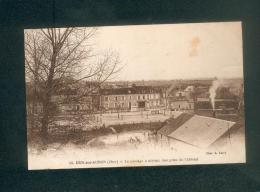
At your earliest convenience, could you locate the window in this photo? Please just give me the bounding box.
[138,95,140,100]
[130,95,132,100]
[122,96,125,100]
[143,95,145,100]
[115,96,117,101]
[104,96,108,101]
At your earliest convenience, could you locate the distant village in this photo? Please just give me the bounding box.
[26,78,244,122]
[26,77,245,152]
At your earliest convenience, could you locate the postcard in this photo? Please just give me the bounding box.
[25,21,245,170]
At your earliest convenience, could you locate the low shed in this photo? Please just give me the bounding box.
[158,113,236,148]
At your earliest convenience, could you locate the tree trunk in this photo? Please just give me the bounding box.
[30,94,35,137]
[41,98,50,143]
[31,80,37,130]
[30,64,39,136]
[40,50,57,144]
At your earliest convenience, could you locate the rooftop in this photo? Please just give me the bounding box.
[158,113,236,148]
[100,85,162,95]
[157,113,193,136]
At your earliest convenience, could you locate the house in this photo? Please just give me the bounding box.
[167,97,194,111]
[51,85,97,113]
[157,113,236,149]
[166,85,195,112]
[26,80,100,114]
[57,96,94,113]
[99,85,163,112]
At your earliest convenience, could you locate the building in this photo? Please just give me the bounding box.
[57,96,94,113]
[167,96,194,111]
[166,85,195,112]
[50,85,99,113]
[157,113,236,149]
[195,87,240,119]
[100,85,163,112]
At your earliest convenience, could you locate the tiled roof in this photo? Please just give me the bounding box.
[158,113,236,148]
[157,113,194,136]
[168,115,236,148]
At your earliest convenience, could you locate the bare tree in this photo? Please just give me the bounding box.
[25,27,120,142]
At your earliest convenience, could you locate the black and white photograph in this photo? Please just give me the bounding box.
[25,21,245,170]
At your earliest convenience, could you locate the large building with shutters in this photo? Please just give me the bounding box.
[100,85,165,112]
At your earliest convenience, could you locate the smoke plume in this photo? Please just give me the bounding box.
[209,79,221,110]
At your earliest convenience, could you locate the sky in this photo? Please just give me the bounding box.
[92,21,243,81]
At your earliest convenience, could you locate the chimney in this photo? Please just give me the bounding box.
[212,110,216,118]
